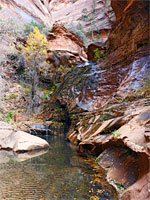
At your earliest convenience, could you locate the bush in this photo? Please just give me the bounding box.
[7,111,13,124]
[93,48,106,62]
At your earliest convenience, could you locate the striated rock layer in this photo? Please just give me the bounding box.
[0,0,115,44]
[0,0,52,26]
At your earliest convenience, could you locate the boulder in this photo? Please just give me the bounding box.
[0,123,49,152]
[98,146,139,189]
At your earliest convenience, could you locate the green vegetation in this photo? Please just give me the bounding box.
[93,48,101,62]
[0,4,2,10]
[101,113,110,121]
[18,81,31,89]
[41,95,48,101]
[70,114,76,119]
[7,111,13,124]
[24,88,31,94]
[112,130,121,137]
[93,48,106,62]
[23,20,51,36]
[115,182,126,190]
[9,93,18,99]
[109,178,126,193]
[16,42,24,51]
[2,95,7,101]
[95,154,104,162]
[70,0,78,3]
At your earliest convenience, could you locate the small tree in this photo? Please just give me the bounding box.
[23,27,48,114]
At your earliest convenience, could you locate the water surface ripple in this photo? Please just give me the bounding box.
[0,136,118,200]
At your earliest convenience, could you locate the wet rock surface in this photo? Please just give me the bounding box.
[46,47,149,115]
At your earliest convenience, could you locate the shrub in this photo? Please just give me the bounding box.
[7,111,13,124]
[93,48,106,62]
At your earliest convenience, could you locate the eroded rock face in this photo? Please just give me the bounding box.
[0,0,52,26]
[0,122,49,152]
[51,0,115,44]
[47,23,87,66]
[59,0,149,110]
[48,46,149,113]
[107,0,149,63]
[0,0,115,45]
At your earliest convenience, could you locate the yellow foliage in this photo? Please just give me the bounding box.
[23,27,48,66]
[90,195,99,200]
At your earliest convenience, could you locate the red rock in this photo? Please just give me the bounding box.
[47,23,87,64]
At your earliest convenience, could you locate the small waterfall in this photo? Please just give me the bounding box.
[74,61,101,111]
[29,124,51,137]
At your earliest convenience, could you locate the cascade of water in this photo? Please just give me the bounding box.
[75,61,101,111]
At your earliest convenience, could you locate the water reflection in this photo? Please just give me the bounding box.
[0,149,48,163]
[0,136,118,200]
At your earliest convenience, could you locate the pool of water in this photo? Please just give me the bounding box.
[0,136,118,200]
